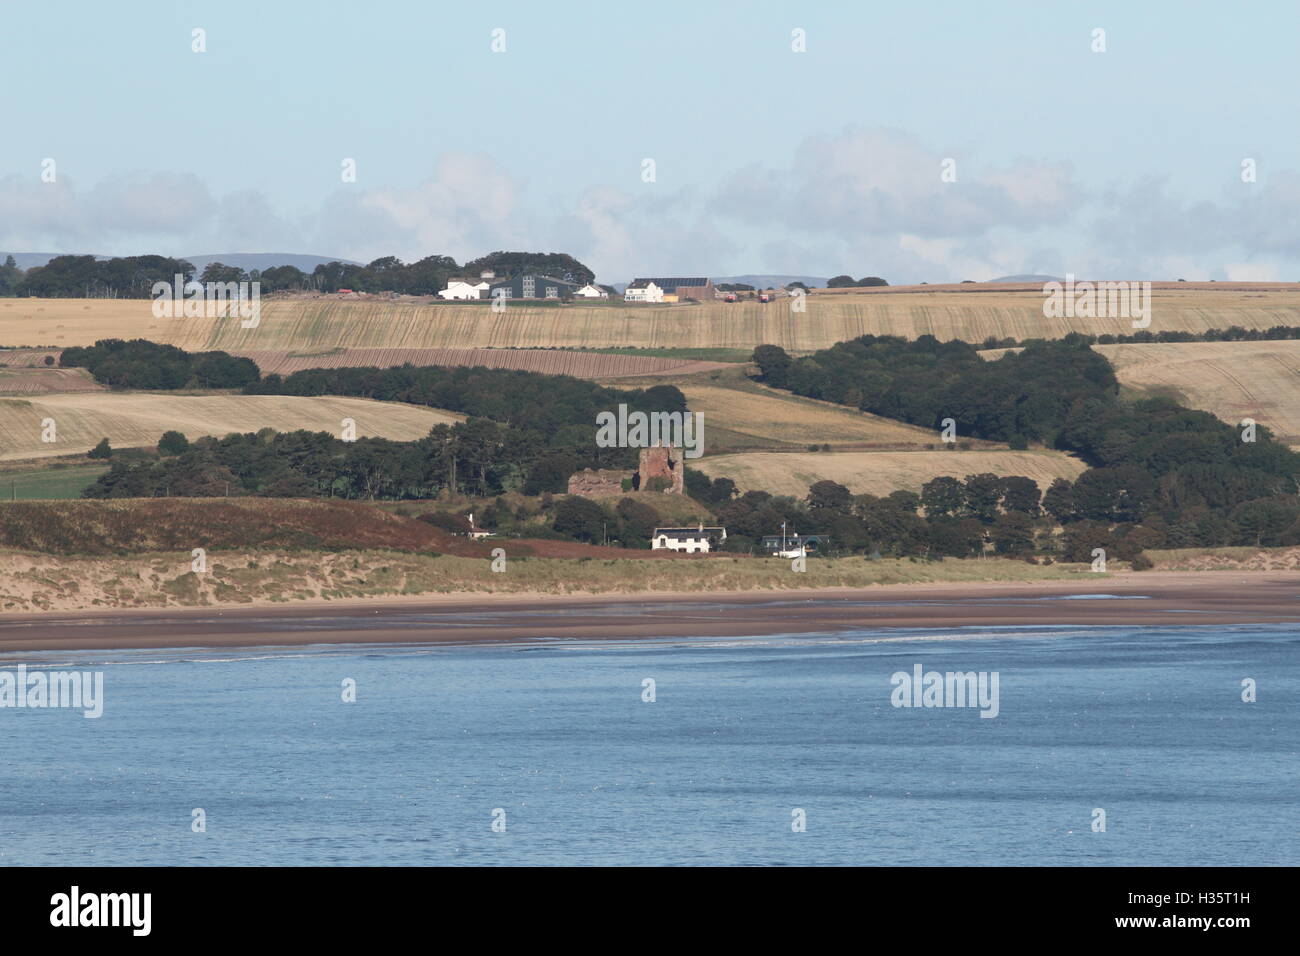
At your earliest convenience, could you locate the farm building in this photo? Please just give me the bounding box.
[652,524,727,554]
[625,277,715,303]
[438,280,489,300]
[487,274,580,300]
[574,283,609,299]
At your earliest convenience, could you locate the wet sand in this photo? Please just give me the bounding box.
[0,571,1297,653]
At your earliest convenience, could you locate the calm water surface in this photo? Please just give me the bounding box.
[1,622,1295,865]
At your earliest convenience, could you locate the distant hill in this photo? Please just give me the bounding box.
[1,252,358,273]
[988,274,1065,284]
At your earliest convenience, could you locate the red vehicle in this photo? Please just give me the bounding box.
[723,293,737,303]
[758,293,771,303]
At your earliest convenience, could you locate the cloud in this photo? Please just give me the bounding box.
[320,152,531,264]
[2,129,1299,284]
[713,127,1080,239]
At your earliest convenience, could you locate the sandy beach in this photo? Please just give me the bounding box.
[0,570,1296,654]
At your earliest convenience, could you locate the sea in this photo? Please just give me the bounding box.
[1,617,1296,866]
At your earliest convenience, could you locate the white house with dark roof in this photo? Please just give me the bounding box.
[651,524,727,553]
[625,277,715,303]
[624,280,665,303]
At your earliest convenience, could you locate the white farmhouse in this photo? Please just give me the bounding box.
[438,280,490,300]
[651,524,727,554]
[623,280,664,303]
[574,283,609,299]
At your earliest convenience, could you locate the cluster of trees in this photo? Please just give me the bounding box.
[463,252,594,286]
[1038,396,1300,552]
[11,255,198,298]
[86,426,518,501]
[60,339,259,389]
[86,368,688,500]
[682,471,1051,558]
[246,364,684,450]
[0,251,597,298]
[826,275,889,288]
[750,335,1300,555]
[753,335,1117,446]
[0,256,22,295]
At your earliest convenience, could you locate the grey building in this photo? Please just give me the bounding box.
[487,274,580,300]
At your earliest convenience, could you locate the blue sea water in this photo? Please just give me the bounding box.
[0,623,1296,866]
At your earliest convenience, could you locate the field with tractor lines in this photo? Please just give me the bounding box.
[1094,340,1300,444]
[681,382,937,449]
[0,393,462,461]
[232,346,733,379]
[0,366,103,394]
[694,450,1088,498]
[4,286,1299,352]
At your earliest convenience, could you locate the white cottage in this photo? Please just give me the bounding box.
[623,280,664,303]
[651,524,726,554]
[574,283,609,299]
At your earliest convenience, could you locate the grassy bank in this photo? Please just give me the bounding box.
[0,548,1095,613]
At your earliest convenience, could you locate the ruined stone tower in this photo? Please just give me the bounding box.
[635,445,684,494]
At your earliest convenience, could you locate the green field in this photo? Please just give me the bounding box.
[0,463,109,499]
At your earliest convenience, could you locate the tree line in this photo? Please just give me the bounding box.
[753,334,1117,447]
[60,339,259,389]
[85,364,688,500]
[750,335,1300,555]
[1,251,597,298]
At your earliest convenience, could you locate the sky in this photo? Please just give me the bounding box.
[2,0,1298,283]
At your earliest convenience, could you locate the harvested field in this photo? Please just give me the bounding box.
[694,450,1088,498]
[681,382,936,450]
[232,346,733,379]
[5,285,1299,352]
[1094,340,1300,444]
[0,392,462,461]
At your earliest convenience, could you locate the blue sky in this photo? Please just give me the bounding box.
[2,0,1298,282]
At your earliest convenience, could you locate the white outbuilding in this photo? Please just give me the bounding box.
[438,280,490,300]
